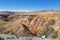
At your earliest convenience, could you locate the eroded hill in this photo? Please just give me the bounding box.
[0,10,60,38]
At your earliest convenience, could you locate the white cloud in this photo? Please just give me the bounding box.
[0,9,34,12]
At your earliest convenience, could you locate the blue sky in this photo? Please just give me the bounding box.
[0,0,60,12]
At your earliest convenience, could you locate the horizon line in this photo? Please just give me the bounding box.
[0,9,59,12]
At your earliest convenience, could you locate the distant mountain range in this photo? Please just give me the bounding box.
[0,10,60,15]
